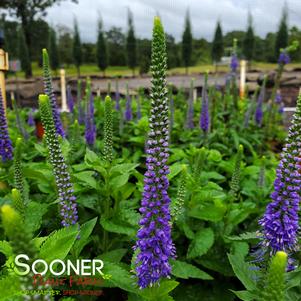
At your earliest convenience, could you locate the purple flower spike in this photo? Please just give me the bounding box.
[200,78,210,133]
[0,88,13,162]
[275,91,282,104]
[134,17,176,289]
[278,51,291,66]
[255,82,266,127]
[67,86,74,113]
[85,93,96,146]
[27,109,35,127]
[230,54,239,73]
[124,91,132,122]
[258,92,301,268]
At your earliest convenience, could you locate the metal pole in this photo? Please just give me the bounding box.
[0,49,8,110]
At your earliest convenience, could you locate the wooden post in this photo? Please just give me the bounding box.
[240,60,247,99]
[0,49,9,110]
[60,69,68,112]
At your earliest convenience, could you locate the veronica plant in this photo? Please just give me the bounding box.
[39,94,78,227]
[42,49,65,137]
[200,74,210,134]
[186,78,194,129]
[0,88,13,162]
[104,96,113,163]
[258,91,301,267]
[125,84,133,121]
[134,17,176,289]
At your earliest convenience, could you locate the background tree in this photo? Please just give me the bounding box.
[96,17,108,76]
[182,9,193,74]
[138,38,151,75]
[17,27,31,78]
[107,27,126,66]
[275,5,288,60]
[166,33,181,69]
[126,9,137,76]
[1,0,77,77]
[48,27,60,72]
[243,12,255,68]
[289,26,301,61]
[73,18,82,77]
[57,25,73,67]
[211,20,224,70]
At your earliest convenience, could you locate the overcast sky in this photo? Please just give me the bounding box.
[44,0,301,42]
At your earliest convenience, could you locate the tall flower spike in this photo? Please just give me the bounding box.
[14,138,26,204]
[115,79,120,111]
[12,188,25,218]
[261,251,287,301]
[200,74,210,133]
[258,156,266,188]
[67,85,74,113]
[186,78,194,129]
[124,84,132,121]
[136,96,142,121]
[77,79,85,125]
[39,94,78,227]
[42,49,65,137]
[229,144,243,199]
[169,92,174,131]
[255,77,266,127]
[1,204,52,301]
[259,91,301,265]
[27,109,35,127]
[12,98,28,140]
[171,165,187,222]
[85,87,96,146]
[134,17,176,289]
[0,88,13,162]
[104,96,113,162]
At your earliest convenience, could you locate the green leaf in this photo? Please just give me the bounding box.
[139,279,179,300]
[228,253,258,291]
[231,290,257,301]
[226,232,258,241]
[171,260,213,280]
[85,148,101,166]
[188,203,226,222]
[110,163,139,174]
[73,171,98,189]
[0,241,12,258]
[24,202,48,233]
[39,225,79,262]
[72,217,98,257]
[100,249,128,263]
[168,164,184,179]
[208,149,222,162]
[187,228,214,259]
[100,218,136,237]
[200,171,225,181]
[0,275,20,301]
[102,262,138,294]
[109,173,129,189]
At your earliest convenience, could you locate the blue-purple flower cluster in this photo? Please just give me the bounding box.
[230,54,239,73]
[124,91,132,121]
[259,92,301,267]
[186,79,194,129]
[278,51,291,66]
[85,93,96,146]
[67,86,74,113]
[134,17,176,289]
[255,81,266,126]
[0,88,13,162]
[39,94,78,227]
[200,78,210,133]
[27,109,35,127]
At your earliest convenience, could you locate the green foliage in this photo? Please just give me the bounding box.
[73,18,82,75]
[182,9,193,73]
[96,17,108,73]
[275,5,289,60]
[211,21,224,63]
[243,12,255,62]
[126,9,137,73]
[48,27,60,71]
[17,26,31,77]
